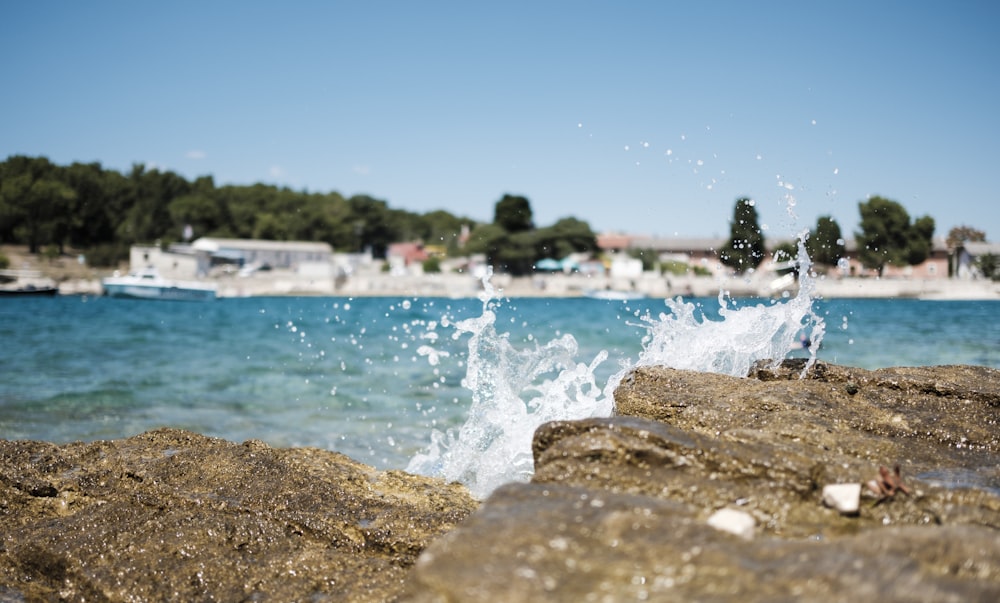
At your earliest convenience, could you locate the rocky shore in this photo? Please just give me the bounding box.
[3,361,999,601]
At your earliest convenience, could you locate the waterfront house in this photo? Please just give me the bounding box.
[126,238,333,280]
[190,238,333,274]
[953,241,1000,279]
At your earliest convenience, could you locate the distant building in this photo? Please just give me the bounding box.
[597,234,729,276]
[837,237,950,279]
[595,233,632,253]
[189,238,333,274]
[386,242,431,275]
[128,238,333,280]
[628,236,728,273]
[128,244,200,279]
[953,241,1000,279]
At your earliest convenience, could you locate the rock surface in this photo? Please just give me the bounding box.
[3,362,1000,602]
[406,361,1000,601]
[0,428,476,602]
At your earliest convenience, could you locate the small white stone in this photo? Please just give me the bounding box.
[822,483,862,515]
[707,508,755,540]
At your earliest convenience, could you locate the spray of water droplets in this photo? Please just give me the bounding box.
[407,239,824,499]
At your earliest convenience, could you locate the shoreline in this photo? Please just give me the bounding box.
[50,272,1000,301]
[4,246,997,301]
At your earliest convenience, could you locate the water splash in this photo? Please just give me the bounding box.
[628,235,823,381]
[406,269,611,499]
[408,238,824,499]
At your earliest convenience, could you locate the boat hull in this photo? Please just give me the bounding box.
[0,286,59,297]
[582,289,646,301]
[102,283,216,301]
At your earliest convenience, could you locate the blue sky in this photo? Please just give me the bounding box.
[3,1,998,241]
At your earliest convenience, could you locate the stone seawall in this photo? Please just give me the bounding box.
[27,270,1000,301]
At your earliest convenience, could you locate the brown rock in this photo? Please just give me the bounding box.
[4,362,999,601]
[405,482,1000,602]
[0,428,476,602]
[407,361,1000,601]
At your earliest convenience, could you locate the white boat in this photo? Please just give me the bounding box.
[102,267,217,301]
[0,269,59,297]
[582,289,647,301]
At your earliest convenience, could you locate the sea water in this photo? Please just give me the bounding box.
[2,276,998,497]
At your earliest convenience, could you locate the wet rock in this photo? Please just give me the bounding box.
[407,361,1000,601]
[0,428,476,602]
[4,362,999,601]
[405,482,1000,602]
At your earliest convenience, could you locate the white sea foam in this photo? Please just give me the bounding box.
[406,268,611,498]
[627,237,822,381]
[408,238,824,499]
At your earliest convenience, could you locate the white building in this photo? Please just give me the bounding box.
[127,238,334,281]
[954,241,1000,279]
[189,238,333,274]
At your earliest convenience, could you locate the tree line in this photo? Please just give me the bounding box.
[2,154,990,278]
[0,155,600,274]
[717,195,995,278]
[717,195,944,277]
[0,155,489,265]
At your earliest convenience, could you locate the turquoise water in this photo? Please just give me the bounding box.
[2,294,997,470]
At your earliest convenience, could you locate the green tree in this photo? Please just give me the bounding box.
[493,194,533,233]
[252,212,288,240]
[907,215,936,265]
[119,164,190,244]
[535,217,597,260]
[465,224,507,261]
[806,215,846,267]
[466,195,537,275]
[348,195,395,257]
[465,223,508,264]
[719,197,765,274]
[22,178,78,253]
[168,193,223,240]
[0,156,77,253]
[467,221,533,275]
[422,256,442,273]
[422,209,471,253]
[383,208,426,244]
[220,183,279,239]
[855,196,935,276]
[977,253,998,280]
[62,161,130,250]
[494,230,538,275]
